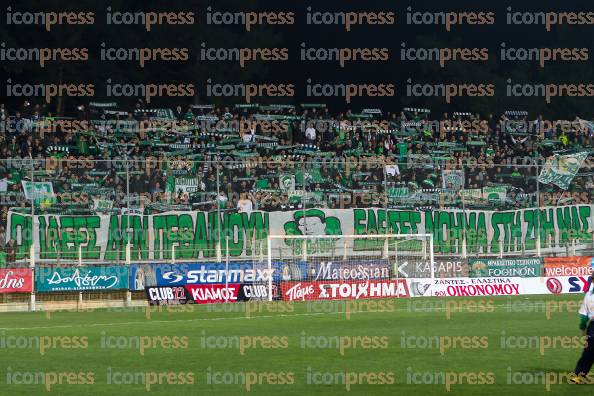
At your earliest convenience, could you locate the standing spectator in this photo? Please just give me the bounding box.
[237,193,253,213]
[242,126,255,144]
[216,191,228,209]
[5,239,16,265]
[305,122,317,142]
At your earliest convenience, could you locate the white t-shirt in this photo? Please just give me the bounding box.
[305,127,316,141]
[237,198,253,213]
[243,129,255,143]
[579,291,594,320]
[385,165,400,176]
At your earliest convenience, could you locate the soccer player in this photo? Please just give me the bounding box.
[569,288,594,384]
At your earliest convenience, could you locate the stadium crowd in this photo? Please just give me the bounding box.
[0,100,593,246]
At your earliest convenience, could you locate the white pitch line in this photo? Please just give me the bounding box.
[0,310,342,331]
[0,301,564,331]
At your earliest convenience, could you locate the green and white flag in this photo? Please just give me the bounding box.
[460,189,483,203]
[295,168,324,185]
[483,186,507,202]
[93,199,113,211]
[442,170,465,189]
[174,178,203,194]
[388,187,409,198]
[279,174,296,193]
[21,181,56,209]
[538,151,589,190]
[21,181,54,201]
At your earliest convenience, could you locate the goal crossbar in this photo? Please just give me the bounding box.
[269,234,433,240]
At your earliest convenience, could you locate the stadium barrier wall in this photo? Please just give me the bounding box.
[0,256,590,311]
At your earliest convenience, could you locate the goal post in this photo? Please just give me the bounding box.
[266,234,434,302]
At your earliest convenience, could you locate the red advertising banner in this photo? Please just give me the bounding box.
[543,257,593,277]
[281,279,410,301]
[184,284,241,304]
[0,268,33,293]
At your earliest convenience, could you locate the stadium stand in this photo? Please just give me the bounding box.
[0,100,593,267]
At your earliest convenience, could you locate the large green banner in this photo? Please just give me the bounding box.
[7,211,269,261]
[6,205,594,261]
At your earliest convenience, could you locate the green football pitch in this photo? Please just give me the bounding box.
[0,294,592,395]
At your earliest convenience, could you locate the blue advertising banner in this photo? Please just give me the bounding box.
[129,262,282,291]
[306,259,392,281]
[264,260,391,283]
[36,265,129,292]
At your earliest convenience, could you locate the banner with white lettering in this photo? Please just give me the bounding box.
[281,279,410,301]
[7,204,594,262]
[0,268,33,293]
[406,276,593,298]
[35,265,129,292]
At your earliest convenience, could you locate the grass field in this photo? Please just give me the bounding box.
[0,294,592,395]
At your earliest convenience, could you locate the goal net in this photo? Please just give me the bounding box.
[267,234,434,302]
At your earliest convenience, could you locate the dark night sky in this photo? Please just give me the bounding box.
[3,0,594,117]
